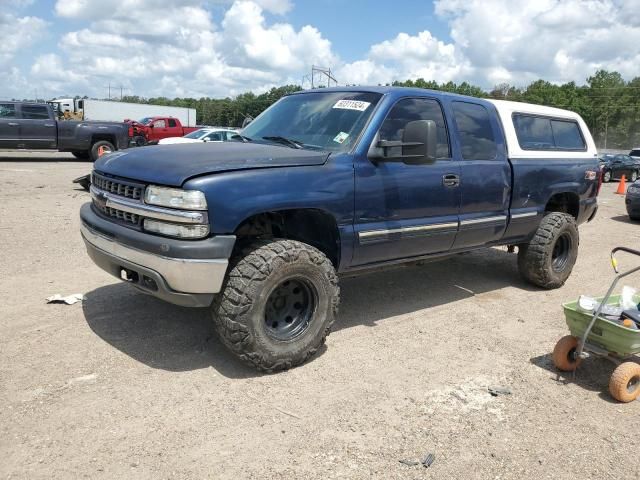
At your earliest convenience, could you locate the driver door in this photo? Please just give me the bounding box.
[352,97,461,266]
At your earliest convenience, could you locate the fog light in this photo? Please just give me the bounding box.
[143,219,209,239]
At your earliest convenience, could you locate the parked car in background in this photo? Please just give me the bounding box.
[158,128,238,145]
[126,116,201,145]
[626,180,640,220]
[0,101,130,160]
[599,154,640,182]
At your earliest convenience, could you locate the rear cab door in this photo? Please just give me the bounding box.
[16,104,57,149]
[165,118,185,138]
[446,99,510,249]
[0,103,20,148]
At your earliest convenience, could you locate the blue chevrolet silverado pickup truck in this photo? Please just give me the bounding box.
[80,87,600,371]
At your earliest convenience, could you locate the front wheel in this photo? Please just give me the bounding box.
[631,171,638,182]
[603,170,612,182]
[518,212,579,289]
[211,239,340,372]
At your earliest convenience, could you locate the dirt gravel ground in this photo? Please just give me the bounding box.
[1,151,640,479]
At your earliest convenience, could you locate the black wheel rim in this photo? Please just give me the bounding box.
[552,233,572,272]
[627,375,640,394]
[264,277,317,341]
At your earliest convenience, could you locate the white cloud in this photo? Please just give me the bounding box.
[433,0,640,86]
[0,12,47,66]
[2,0,640,100]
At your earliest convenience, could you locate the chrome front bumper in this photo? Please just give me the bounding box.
[81,223,229,307]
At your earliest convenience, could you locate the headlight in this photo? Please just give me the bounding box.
[143,219,209,239]
[144,186,207,210]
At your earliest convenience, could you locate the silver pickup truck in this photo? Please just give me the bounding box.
[0,101,130,161]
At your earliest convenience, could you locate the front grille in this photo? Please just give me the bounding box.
[94,202,140,225]
[92,172,143,200]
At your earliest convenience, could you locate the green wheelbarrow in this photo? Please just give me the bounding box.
[553,247,640,403]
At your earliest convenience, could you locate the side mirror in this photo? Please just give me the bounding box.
[149,124,154,128]
[203,138,210,142]
[402,120,437,165]
[368,119,437,165]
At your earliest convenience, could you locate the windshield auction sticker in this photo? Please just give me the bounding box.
[333,100,371,111]
[333,132,350,144]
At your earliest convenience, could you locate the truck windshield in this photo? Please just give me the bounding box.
[241,91,383,152]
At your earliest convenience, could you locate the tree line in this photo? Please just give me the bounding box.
[100,69,640,149]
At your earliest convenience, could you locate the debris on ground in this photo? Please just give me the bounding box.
[72,174,91,192]
[399,459,420,466]
[422,453,435,468]
[488,386,512,397]
[46,293,85,305]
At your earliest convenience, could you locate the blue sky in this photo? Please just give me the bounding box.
[1,0,638,100]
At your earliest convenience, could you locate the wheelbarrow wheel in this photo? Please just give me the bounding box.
[552,335,582,371]
[609,362,640,403]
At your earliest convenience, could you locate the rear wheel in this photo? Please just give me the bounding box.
[609,362,640,403]
[518,212,579,289]
[71,150,90,160]
[631,171,638,182]
[603,170,612,182]
[90,140,115,161]
[211,239,340,372]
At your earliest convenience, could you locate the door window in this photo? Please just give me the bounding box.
[21,105,50,119]
[452,101,497,160]
[0,103,16,118]
[379,98,450,159]
[153,119,166,128]
[205,132,223,141]
[168,119,177,127]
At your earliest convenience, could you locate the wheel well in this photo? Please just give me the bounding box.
[545,192,579,219]
[234,209,341,267]
[91,134,116,147]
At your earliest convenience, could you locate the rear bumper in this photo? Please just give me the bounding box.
[80,203,235,307]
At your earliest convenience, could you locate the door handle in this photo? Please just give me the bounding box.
[8,122,19,126]
[44,123,55,127]
[443,174,460,187]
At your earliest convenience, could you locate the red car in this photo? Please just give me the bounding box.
[126,116,201,145]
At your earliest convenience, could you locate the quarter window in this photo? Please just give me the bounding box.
[21,105,49,119]
[452,102,497,160]
[513,114,585,151]
[379,98,450,159]
[0,103,16,118]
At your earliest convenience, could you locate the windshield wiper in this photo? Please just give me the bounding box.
[262,136,304,149]
[230,134,253,143]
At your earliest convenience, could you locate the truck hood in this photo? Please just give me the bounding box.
[94,142,331,186]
